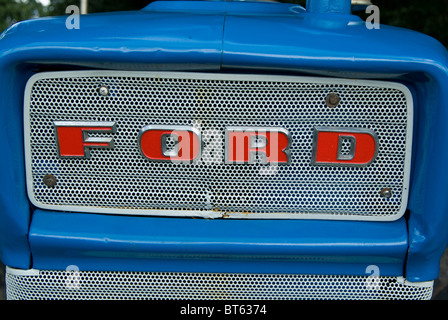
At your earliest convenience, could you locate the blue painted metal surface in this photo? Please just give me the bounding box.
[0,62,35,270]
[144,0,306,14]
[306,0,351,14]
[0,0,447,282]
[29,209,408,276]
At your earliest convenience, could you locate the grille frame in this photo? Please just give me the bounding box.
[5,267,433,300]
[24,71,414,221]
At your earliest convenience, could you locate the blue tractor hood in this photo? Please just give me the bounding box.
[0,0,445,76]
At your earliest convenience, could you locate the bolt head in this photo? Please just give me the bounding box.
[326,93,340,108]
[98,85,110,96]
[43,174,57,188]
[380,187,392,199]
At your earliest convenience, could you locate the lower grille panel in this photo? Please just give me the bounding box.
[6,268,433,300]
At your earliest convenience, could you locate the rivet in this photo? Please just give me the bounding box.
[43,174,57,188]
[325,93,340,108]
[380,187,392,199]
[98,85,110,96]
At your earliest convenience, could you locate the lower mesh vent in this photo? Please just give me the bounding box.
[6,269,433,300]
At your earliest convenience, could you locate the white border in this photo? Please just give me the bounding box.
[396,277,434,288]
[5,266,433,288]
[24,71,414,221]
[6,266,40,276]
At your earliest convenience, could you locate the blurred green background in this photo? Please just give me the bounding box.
[0,0,447,47]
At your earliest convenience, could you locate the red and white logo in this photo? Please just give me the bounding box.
[138,125,201,162]
[53,121,378,168]
[225,127,291,165]
[137,125,291,164]
[311,127,378,166]
[54,121,116,158]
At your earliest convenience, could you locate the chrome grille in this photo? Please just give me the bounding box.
[24,71,413,220]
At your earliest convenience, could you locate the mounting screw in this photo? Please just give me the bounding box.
[380,187,392,199]
[43,174,57,188]
[98,85,110,96]
[325,93,340,108]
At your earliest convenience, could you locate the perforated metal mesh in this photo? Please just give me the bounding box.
[6,269,432,300]
[25,71,412,220]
